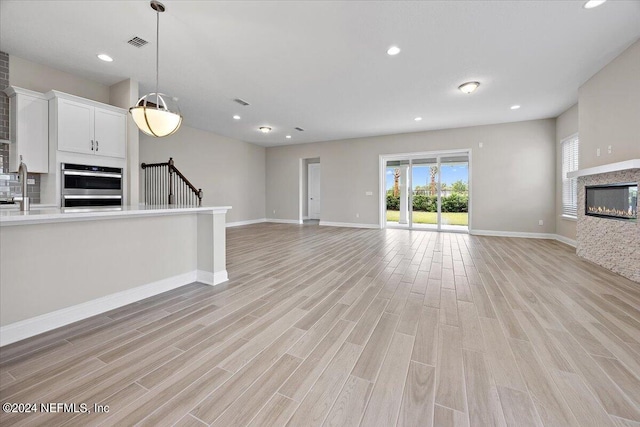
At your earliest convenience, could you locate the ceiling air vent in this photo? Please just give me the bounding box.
[295,127,305,132]
[234,98,250,106]
[127,36,148,48]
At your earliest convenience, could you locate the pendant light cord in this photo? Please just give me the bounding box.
[156,6,160,107]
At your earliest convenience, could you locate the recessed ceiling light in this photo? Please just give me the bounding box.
[458,81,480,94]
[233,115,240,120]
[97,53,113,62]
[414,117,422,121]
[259,126,272,133]
[583,0,606,9]
[387,46,401,56]
[510,105,521,110]
[285,135,292,139]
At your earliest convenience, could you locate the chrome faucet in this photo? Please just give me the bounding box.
[17,155,30,212]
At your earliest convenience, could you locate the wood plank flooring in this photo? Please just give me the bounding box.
[1,223,639,426]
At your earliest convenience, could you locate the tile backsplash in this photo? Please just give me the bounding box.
[0,51,42,203]
[1,51,8,141]
[0,143,41,203]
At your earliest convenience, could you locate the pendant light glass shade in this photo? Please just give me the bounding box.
[130,0,183,138]
[130,93,182,137]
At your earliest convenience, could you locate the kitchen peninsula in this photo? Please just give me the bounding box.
[0,205,230,345]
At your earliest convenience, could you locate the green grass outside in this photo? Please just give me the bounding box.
[386,210,468,226]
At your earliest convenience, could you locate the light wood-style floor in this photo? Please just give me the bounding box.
[1,223,639,427]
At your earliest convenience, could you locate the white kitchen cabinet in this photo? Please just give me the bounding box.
[50,91,126,159]
[57,98,94,155]
[3,87,49,173]
[94,107,126,158]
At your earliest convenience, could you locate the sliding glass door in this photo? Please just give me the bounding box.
[382,151,469,232]
[384,159,410,229]
[411,157,438,230]
[439,155,469,231]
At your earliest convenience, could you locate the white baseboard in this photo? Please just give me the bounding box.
[553,234,577,247]
[196,269,229,286]
[470,229,557,239]
[1,271,202,347]
[319,221,380,229]
[267,218,303,224]
[226,218,267,227]
[470,229,577,248]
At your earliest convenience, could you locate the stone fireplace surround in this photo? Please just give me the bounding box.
[575,165,639,283]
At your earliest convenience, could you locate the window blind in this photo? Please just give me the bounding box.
[561,135,579,217]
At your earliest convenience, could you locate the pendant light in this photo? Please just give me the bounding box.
[130,0,183,137]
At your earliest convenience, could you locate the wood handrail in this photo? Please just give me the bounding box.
[170,164,200,196]
[140,161,169,169]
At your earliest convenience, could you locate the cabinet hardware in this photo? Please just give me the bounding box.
[91,140,94,151]
[96,141,99,151]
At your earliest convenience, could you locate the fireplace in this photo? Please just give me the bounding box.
[575,164,639,283]
[585,182,638,221]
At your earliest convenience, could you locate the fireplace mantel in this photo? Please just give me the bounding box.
[568,159,640,178]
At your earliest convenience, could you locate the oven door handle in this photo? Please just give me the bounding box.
[63,171,122,178]
[63,195,123,199]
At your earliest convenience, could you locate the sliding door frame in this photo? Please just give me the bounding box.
[379,149,472,231]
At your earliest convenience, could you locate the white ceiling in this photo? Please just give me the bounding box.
[1,1,639,147]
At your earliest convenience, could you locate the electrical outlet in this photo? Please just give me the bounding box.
[538,220,544,226]
[273,209,276,214]
[27,178,35,185]
[356,213,360,218]
[479,142,483,148]
[608,145,612,154]
[597,148,601,157]
[365,191,373,196]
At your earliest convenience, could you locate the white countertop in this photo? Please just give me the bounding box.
[0,205,231,226]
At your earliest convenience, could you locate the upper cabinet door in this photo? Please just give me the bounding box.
[57,98,94,155]
[94,107,126,158]
[9,93,49,173]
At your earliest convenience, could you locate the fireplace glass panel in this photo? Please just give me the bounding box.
[585,183,638,221]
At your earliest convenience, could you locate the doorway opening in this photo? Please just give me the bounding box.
[380,150,471,232]
[300,157,320,224]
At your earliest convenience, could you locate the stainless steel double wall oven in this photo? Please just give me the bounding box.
[61,163,123,208]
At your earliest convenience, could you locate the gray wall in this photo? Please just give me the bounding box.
[140,125,266,224]
[578,39,640,169]
[9,55,110,103]
[555,104,578,242]
[266,119,557,233]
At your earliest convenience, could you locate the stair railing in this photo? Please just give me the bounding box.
[141,158,203,206]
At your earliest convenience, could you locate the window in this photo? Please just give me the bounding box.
[561,134,579,217]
